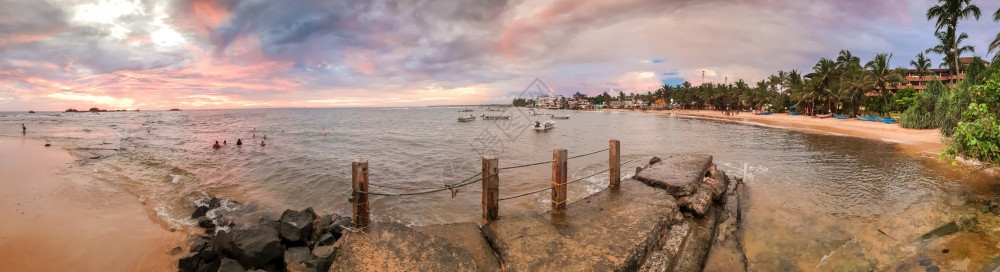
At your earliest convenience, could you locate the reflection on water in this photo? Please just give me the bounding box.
[1,108,998,269]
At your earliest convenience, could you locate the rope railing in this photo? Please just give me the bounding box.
[349,139,625,228]
[500,159,637,201]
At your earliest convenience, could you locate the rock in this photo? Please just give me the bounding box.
[284,247,316,272]
[208,197,223,209]
[192,205,210,219]
[325,216,351,240]
[198,218,216,229]
[672,207,719,271]
[178,253,202,272]
[704,174,748,272]
[316,233,337,247]
[330,223,479,271]
[640,222,690,271]
[218,257,246,272]
[169,246,183,255]
[190,236,209,253]
[213,218,284,268]
[312,246,336,272]
[279,208,317,243]
[311,214,334,242]
[195,258,220,272]
[677,182,713,216]
[633,154,713,197]
[483,179,679,271]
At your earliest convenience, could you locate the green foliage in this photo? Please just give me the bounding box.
[900,80,946,128]
[944,102,1000,166]
[512,98,535,107]
[891,88,918,112]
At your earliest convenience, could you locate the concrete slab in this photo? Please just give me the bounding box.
[634,154,713,197]
[483,179,680,272]
[329,223,480,271]
[415,222,502,271]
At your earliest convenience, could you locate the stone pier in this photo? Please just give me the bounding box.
[179,154,749,272]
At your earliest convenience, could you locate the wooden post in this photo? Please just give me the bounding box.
[351,159,370,229]
[551,149,568,211]
[609,139,621,187]
[482,157,499,222]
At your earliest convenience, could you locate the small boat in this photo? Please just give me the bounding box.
[833,114,849,119]
[815,113,832,118]
[457,115,476,122]
[879,117,898,124]
[482,115,511,120]
[533,120,555,131]
[528,109,540,116]
[28,110,35,113]
[458,108,473,112]
[169,108,182,111]
[789,111,801,116]
[865,116,881,122]
[551,115,570,119]
[761,111,774,115]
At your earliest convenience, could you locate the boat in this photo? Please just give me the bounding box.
[28,110,35,113]
[169,108,182,111]
[482,115,511,120]
[761,111,774,115]
[458,108,473,112]
[789,111,801,116]
[815,113,832,118]
[879,117,898,124]
[865,116,881,122]
[528,109,540,116]
[533,120,555,131]
[551,115,570,119]
[833,114,850,119]
[457,115,476,122]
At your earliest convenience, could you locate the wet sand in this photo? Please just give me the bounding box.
[661,109,945,155]
[0,137,184,271]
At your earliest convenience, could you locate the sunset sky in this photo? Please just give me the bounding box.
[1,0,998,111]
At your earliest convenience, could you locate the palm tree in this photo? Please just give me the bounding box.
[926,0,981,82]
[990,8,1000,62]
[866,53,904,116]
[910,52,933,77]
[926,31,975,84]
[811,58,837,114]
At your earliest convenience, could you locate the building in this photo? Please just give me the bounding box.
[573,92,588,101]
[806,57,989,91]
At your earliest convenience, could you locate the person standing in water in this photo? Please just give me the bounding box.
[213,141,221,149]
[236,139,243,146]
[21,123,26,134]
[259,140,266,147]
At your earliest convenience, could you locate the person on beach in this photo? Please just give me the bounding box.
[236,139,243,146]
[213,141,221,149]
[21,123,26,134]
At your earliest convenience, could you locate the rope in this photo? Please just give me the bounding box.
[356,172,497,197]
[369,171,483,191]
[499,159,637,201]
[498,148,611,171]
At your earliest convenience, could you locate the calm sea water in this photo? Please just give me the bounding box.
[1,107,996,269]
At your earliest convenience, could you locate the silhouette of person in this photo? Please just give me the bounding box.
[21,123,26,134]
[213,141,221,149]
[236,139,243,146]
[259,140,266,147]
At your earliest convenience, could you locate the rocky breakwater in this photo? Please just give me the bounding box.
[175,153,748,271]
[178,197,352,272]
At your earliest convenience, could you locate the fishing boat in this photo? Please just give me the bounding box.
[28,110,35,113]
[865,116,881,122]
[789,111,801,116]
[879,117,898,124]
[833,114,849,119]
[458,108,473,112]
[761,111,774,115]
[551,115,570,119]
[482,115,511,120]
[533,120,555,131]
[457,115,476,122]
[815,113,832,118]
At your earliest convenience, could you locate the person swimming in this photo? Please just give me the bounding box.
[259,140,266,147]
[223,140,227,145]
[236,139,243,146]
[213,141,221,149]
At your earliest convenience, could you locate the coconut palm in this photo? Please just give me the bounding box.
[866,53,904,116]
[926,0,981,82]
[910,52,933,77]
[926,31,975,84]
[990,8,1000,62]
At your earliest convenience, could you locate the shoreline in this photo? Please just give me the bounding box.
[0,137,184,271]
[596,108,946,156]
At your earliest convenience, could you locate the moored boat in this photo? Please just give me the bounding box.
[551,115,570,119]
[533,120,555,131]
[458,115,476,122]
[482,115,511,120]
[833,114,849,119]
[879,117,898,124]
[816,113,832,118]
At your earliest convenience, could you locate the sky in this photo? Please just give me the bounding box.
[0,0,998,111]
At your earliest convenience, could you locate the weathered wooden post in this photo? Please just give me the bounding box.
[351,159,370,229]
[609,139,621,188]
[552,149,568,211]
[482,156,499,222]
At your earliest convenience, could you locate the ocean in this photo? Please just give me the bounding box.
[1,107,994,269]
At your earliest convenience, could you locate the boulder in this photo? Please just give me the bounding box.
[316,233,337,247]
[677,183,713,216]
[279,208,317,243]
[325,216,351,240]
[190,236,209,253]
[195,258,220,272]
[284,247,316,272]
[213,218,284,268]
[192,205,210,219]
[633,154,713,197]
[311,246,336,272]
[217,258,246,272]
[198,218,216,229]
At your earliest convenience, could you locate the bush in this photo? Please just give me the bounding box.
[900,79,945,129]
[944,103,1000,166]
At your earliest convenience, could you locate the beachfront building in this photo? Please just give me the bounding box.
[889,57,990,91]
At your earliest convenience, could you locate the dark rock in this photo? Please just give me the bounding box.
[190,237,209,253]
[218,257,246,272]
[192,206,210,219]
[649,156,661,164]
[311,246,335,272]
[208,197,223,209]
[284,246,316,272]
[317,233,337,247]
[279,208,317,243]
[325,216,351,240]
[633,154,713,197]
[196,258,221,272]
[198,218,216,229]
[178,253,202,272]
[169,246,183,255]
[213,218,284,268]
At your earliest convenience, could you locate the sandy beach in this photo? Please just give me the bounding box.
[657,109,946,155]
[0,137,184,271]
